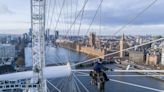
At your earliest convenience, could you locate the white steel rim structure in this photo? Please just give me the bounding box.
[31,0,46,91]
[0,63,71,81]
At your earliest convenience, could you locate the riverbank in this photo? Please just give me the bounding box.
[58,42,105,58]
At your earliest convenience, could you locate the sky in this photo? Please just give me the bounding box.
[0,0,164,35]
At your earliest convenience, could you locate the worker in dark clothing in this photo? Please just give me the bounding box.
[93,58,109,81]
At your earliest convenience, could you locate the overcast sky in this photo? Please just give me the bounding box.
[0,0,164,35]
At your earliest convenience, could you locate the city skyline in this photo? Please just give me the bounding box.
[0,0,164,35]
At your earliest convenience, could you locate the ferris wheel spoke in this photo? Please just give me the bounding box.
[73,73,90,92]
[57,55,65,65]
[75,71,90,77]
[70,77,75,92]
[79,54,90,63]
[55,55,63,65]
[50,79,61,92]
[73,76,81,92]
[60,77,69,91]
[73,71,164,77]
[72,69,92,72]
[74,71,89,76]
[47,86,51,92]
[47,80,61,92]
[60,55,67,64]
[52,78,67,92]
[56,78,66,88]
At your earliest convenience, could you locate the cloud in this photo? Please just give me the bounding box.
[0,0,163,35]
[0,3,14,15]
[64,0,164,26]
